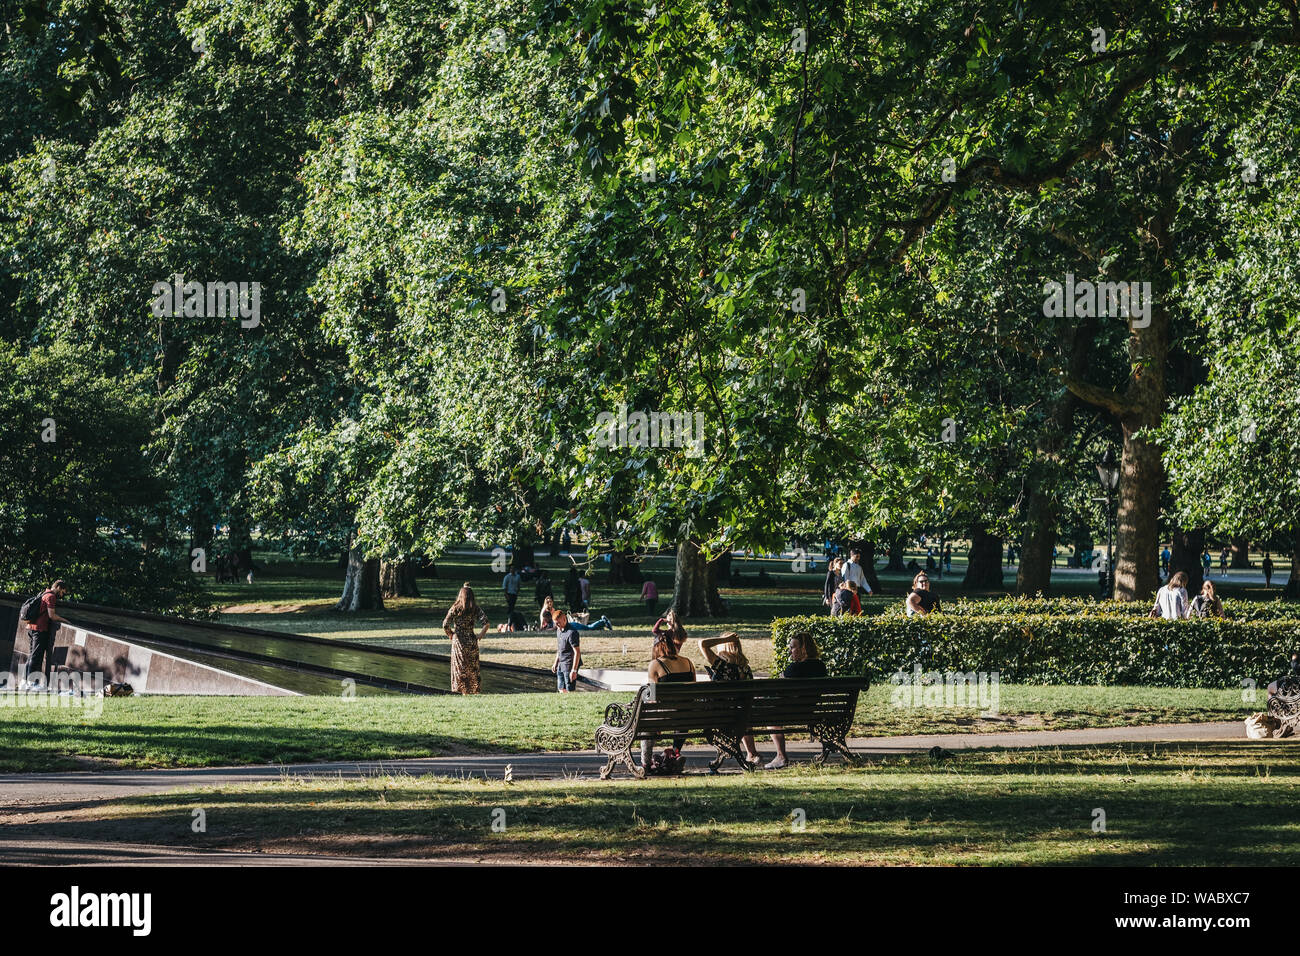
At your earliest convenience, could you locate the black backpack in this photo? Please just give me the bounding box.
[19,590,49,623]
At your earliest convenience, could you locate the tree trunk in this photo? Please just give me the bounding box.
[1016,493,1056,597]
[337,547,384,612]
[962,529,1004,590]
[379,558,421,598]
[1230,536,1251,569]
[884,531,906,572]
[712,550,732,585]
[1017,316,1093,596]
[1169,527,1205,597]
[849,538,882,593]
[1285,526,1300,599]
[671,540,721,618]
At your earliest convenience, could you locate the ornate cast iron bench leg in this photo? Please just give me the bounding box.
[811,719,858,765]
[705,730,753,772]
[595,689,649,780]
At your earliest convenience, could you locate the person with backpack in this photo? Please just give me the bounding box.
[21,580,70,688]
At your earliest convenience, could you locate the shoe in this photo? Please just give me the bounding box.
[765,756,788,770]
[745,754,764,769]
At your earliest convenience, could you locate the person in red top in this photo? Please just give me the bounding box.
[25,580,70,686]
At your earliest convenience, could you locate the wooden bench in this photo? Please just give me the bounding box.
[594,676,869,779]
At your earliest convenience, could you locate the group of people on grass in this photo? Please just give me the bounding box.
[823,549,941,618]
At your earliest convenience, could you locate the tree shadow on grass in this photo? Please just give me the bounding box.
[9,747,1300,865]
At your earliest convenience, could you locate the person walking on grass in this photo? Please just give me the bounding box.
[1151,571,1190,620]
[699,632,762,767]
[551,609,582,693]
[822,556,843,608]
[766,632,829,770]
[502,565,521,615]
[841,549,872,596]
[442,583,489,695]
[21,580,69,688]
[641,633,696,774]
[641,577,659,619]
[1264,554,1275,589]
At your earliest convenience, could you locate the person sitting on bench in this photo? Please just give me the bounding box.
[765,632,829,770]
[640,634,697,774]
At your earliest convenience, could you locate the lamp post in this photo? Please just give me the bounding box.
[1095,448,1120,599]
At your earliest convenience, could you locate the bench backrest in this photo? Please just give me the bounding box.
[635,677,868,739]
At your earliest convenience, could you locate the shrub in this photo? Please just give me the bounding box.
[771,613,1300,688]
[875,595,1300,621]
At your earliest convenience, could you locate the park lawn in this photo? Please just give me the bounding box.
[0,685,1253,772]
[18,742,1300,865]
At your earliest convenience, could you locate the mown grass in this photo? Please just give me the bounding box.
[0,684,1254,772]
[18,742,1300,865]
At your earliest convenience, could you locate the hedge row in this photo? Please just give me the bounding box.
[870,595,1300,622]
[771,613,1300,688]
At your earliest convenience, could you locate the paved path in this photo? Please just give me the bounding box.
[0,722,1244,811]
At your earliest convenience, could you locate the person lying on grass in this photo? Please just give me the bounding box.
[698,632,762,768]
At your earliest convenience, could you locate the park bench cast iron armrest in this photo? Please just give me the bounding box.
[1268,676,1300,735]
[594,676,870,780]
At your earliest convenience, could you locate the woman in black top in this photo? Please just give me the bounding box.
[640,635,696,774]
[905,572,940,616]
[766,632,828,768]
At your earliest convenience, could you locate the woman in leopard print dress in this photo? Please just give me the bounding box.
[442,583,489,695]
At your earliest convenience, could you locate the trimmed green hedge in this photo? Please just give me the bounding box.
[874,596,1300,621]
[771,613,1300,688]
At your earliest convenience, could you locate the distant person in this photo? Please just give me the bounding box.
[905,557,921,574]
[1189,579,1224,619]
[1219,547,1230,578]
[534,571,553,610]
[641,577,659,618]
[551,609,582,693]
[1264,554,1275,589]
[502,566,521,614]
[578,570,591,611]
[539,594,557,629]
[1201,551,1212,578]
[1151,571,1190,620]
[822,556,843,607]
[641,633,696,774]
[699,632,762,767]
[766,632,828,769]
[442,583,489,695]
[943,545,952,573]
[905,572,940,616]
[925,552,937,574]
[1160,547,1171,575]
[841,549,872,595]
[21,580,69,688]
[564,565,581,610]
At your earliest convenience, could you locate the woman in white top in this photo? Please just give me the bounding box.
[1152,571,1190,619]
